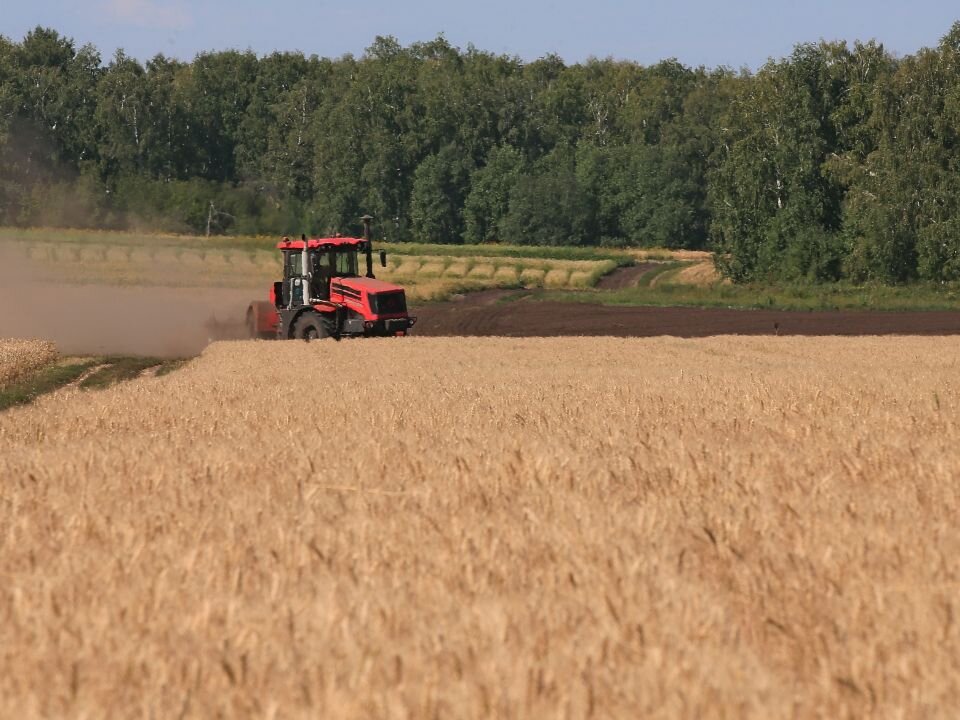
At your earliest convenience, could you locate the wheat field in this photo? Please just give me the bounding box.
[0,339,57,388]
[1,336,959,718]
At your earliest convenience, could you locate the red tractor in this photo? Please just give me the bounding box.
[246,216,416,340]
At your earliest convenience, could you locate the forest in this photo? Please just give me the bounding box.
[2,23,960,283]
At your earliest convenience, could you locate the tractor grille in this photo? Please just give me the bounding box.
[370,292,407,315]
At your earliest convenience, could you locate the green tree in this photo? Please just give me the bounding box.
[710,45,857,280]
[13,27,101,167]
[410,144,472,242]
[95,50,148,177]
[502,144,590,245]
[235,51,314,181]
[177,50,258,180]
[463,145,525,243]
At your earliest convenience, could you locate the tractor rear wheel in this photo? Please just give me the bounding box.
[294,313,328,342]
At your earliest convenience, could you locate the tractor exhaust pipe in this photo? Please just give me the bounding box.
[361,214,375,279]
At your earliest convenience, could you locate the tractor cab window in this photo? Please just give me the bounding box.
[335,250,358,277]
[284,251,303,279]
[310,251,335,276]
[309,250,335,300]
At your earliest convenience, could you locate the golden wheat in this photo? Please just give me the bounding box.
[628,248,714,262]
[1,336,959,718]
[670,261,723,286]
[0,339,57,387]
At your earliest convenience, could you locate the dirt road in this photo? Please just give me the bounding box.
[594,263,658,289]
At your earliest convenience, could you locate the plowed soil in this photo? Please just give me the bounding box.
[413,291,960,337]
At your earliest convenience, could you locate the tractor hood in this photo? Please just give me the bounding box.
[330,276,413,325]
[335,277,405,296]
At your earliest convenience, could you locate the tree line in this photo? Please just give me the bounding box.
[2,24,960,283]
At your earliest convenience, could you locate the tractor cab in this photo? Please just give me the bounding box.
[276,237,364,307]
[307,246,359,300]
[275,238,366,308]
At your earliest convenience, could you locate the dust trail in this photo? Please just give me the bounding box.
[0,242,253,357]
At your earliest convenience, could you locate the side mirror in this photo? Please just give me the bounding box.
[379,250,387,268]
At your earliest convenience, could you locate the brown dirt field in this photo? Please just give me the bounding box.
[7,275,960,357]
[412,293,960,338]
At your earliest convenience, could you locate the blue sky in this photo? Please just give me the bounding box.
[3,1,958,69]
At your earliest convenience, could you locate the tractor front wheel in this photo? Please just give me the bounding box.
[294,313,329,342]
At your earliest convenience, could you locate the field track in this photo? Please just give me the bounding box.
[594,262,659,289]
[414,290,960,338]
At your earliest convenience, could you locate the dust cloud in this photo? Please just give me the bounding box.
[0,243,254,357]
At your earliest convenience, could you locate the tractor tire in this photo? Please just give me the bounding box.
[294,313,329,342]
